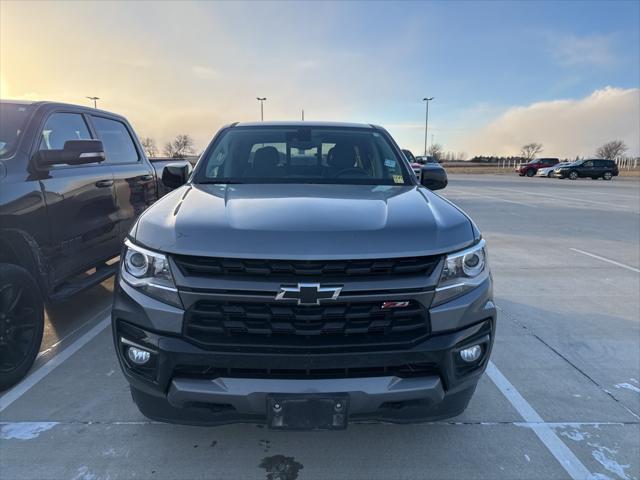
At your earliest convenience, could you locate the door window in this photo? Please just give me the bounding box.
[92,116,139,164]
[583,161,594,168]
[39,113,91,150]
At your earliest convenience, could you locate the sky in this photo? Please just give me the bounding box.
[1,0,639,158]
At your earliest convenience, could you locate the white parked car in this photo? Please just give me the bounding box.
[537,162,570,177]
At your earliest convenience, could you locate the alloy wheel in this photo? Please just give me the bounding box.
[0,283,38,374]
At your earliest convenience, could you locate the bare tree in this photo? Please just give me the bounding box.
[427,143,443,162]
[163,134,195,158]
[520,143,543,161]
[596,140,627,161]
[141,137,158,158]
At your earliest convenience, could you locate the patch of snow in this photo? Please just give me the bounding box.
[614,383,640,394]
[556,426,591,442]
[524,454,531,462]
[0,422,58,440]
[589,443,632,480]
[71,466,97,480]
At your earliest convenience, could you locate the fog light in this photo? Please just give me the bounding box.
[127,346,151,365]
[459,345,482,363]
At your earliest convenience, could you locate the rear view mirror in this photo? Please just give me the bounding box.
[37,140,105,167]
[420,166,448,190]
[162,163,192,189]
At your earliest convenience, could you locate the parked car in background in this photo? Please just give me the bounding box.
[517,158,559,177]
[113,121,494,429]
[0,100,192,390]
[536,161,571,177]
[553,159,619,180]
[415,155,439,164]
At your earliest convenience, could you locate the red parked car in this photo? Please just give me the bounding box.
[517,158,559,177]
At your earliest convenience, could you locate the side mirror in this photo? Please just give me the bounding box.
[37,140,105,167]
[162,163,192,189]
[420,166,448,190]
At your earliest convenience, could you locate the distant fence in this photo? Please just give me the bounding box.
[615,157,640,170]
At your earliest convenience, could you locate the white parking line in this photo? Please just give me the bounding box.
[570,248,640,273]
[38,307,111,360]
[486,361,593,480]
[0,315,110,413]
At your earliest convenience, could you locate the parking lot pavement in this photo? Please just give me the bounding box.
[1,174,638,480]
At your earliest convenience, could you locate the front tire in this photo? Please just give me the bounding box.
[569,171,579,180]
[525,169,535,177]
[547,171,554,178]
[0,264,45,391]
[603,172,613,180]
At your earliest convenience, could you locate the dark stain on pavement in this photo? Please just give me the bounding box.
[259,439,271,452]
[210,440,218,448]
[259,455,303,480]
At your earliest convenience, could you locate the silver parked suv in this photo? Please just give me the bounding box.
[112,122,496,429]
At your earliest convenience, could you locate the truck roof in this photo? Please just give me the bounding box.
[0,99,128,120]
[234,120,377,129]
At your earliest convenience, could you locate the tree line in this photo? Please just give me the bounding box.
[140,134,196,159]
[140,134,631,164]
[468,140,629,163]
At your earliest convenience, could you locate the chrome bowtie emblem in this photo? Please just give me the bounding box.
[275,283,342,305]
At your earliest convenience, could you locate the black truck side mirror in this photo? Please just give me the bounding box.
[420,166,448,190]
[37,140,106,167]
[162,163,192,189]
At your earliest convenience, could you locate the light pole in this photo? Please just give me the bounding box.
[256,97,266,121]
[86,96,100,108]
[423,97,434,156]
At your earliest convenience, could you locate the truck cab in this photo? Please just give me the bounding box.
[0,100,191,389]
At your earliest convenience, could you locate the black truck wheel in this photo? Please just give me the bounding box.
[525,169,535,177]
[0,264,44,391]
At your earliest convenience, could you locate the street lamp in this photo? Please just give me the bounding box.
[423,97,434,156]
[256,97,267,121]
[86,96,100,109]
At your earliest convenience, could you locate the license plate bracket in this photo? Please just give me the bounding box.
[267,394,349,430]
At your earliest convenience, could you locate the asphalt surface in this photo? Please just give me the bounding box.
[1,174,639,480]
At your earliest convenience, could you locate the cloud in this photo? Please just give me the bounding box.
[459,87,640,158]
[551,34,616,67]
[191,65,219,79]
[295,60,320,71]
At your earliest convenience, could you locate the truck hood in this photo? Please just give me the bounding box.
[133,183,475,259]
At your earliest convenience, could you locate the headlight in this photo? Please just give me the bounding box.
[432,239,489,306]
[121,239,182,308]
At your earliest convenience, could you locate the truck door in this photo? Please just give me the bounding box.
[89,115,157,243]
[35,112,119,283]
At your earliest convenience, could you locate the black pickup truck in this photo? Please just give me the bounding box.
[0,100,191,389]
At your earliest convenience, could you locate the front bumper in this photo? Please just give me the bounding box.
[112,275,496,426]
[118,318,492,426]
[112,256,496,425]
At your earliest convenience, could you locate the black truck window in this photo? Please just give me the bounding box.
[39,113,92,150]
[92,116,140,164]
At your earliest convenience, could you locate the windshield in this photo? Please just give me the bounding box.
[0,103,35,159]
[196,126,412,186]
